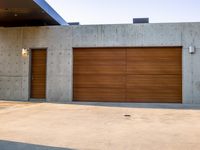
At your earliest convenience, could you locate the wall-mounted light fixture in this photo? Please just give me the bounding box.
[189,46,195,54]
[22,48,29,56]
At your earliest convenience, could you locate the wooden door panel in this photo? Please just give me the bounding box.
[73,48,126,101]
[127,47,182,75]
[127,75,182,88]
[127,62,182,75]
[126,75,182,102]
[31,49,47,99]
[73,47,182,103]
[73,48,126,66]
[74,88,126,102]
[126,47,182,103]
[74,75,126,88]
[74,65,126,75]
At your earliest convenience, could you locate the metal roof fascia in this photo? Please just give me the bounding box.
[33,0,68,25]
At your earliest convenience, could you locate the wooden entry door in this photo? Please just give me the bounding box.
[30,49,47,99]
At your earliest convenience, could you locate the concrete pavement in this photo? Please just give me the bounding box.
[0,100,200,150]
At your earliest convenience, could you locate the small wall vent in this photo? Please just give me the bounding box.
[133,18,149,24]
[68,22,80,25]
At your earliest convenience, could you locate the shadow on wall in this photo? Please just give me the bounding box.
[0,140,75,150]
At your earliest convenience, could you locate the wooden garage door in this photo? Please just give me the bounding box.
[127,47,182,102]
[31,49,47,99]
[73,47,182,103]
[73,48,126,101]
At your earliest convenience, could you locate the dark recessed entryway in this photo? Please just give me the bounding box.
[73,47,182,103]
[30,49,47,99]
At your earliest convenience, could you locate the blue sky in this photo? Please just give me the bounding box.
[46,0,200,24]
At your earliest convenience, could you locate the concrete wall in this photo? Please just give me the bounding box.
[0,22,200,104]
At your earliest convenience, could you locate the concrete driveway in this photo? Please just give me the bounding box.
[0,100,200,150]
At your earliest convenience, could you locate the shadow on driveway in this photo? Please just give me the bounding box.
[1,100,200,110]
[0,140,74,150]
[66,102,200,110]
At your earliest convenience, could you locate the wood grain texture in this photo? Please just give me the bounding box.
[73,48,126,101]
[127,47,182,75]
[74,75,126,88]
[126,75,182,102]
[74,88,126,102]
[73,47,182,103]
[31,49,47,99]
[126,47,182,102]
[73,48,126,66]
[74,65,126,75]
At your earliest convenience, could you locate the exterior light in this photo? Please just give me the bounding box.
[22,48,29,56]
[189,46,195,54]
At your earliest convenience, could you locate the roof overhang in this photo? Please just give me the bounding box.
[0,0,68,27]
